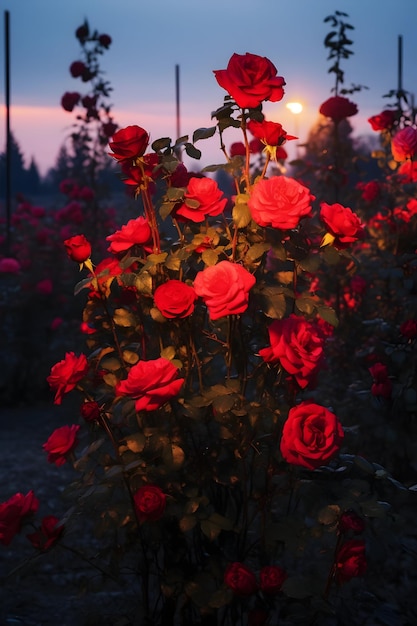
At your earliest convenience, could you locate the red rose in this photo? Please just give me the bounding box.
[259,565,287,594]
[64,234,92,263]
[369,362,392,399]
[27,515,64,551]
[229,142,246,157]
[47,352,89,405]
[398,160,417,182]
[214,52,285,109]
[193,260,256,320]
[175,177,227,223]
[358,180,380,202]
[320,202,364,249]
[350,275,367,295]
[134,485,166,522]
[248,175,314,230]
[0,491,39,546]
[109,125,150,162]
[169,162,191,187]
[248,609,269,626]
[70,61,86,78]
[247,119,295,147]
[335,539,367,584]
[116,357,184,412]
[368,109,396,131]
[391,126,417,161]
[154,280,197,319]
[61,91,80,112]
[259,315,324,389]
[98,33,112,47]
[339,510,365,535]
[106,216,151,253]
[102,121,118,138]
[43,424,81,466]
[120,153,161,191]
[88,257,127,297]
[400,319,417,340]
[249,138,264,154]
[224,562,258,595]
[80,401,101,422]
[280,402,344,469]
[75,24,89,41]
[319,96,358,121]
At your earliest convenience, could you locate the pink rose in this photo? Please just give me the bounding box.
[248,176,314,230]
[175,177,227,223]
[259,315,324,388]
[116,358,184,412]
[0,257,21,274]
[193,260,256,320]
[154,279,197,318]
[280,402,344,469]
[391,126,417,161]
[43,425,81,466]
[47,352,89,405]
[214,52,285,109]
[106,216,151,253]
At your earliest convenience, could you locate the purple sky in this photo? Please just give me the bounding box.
[1,0,416,175]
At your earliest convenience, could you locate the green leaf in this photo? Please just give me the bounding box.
[246,242,270,262]
[232,201,252,229]
[152,137,172,152]
[192,126,217,142]
[174,134,189,147]
[259,287,287,319]
[317,305,339,327]
[202,249,220,266]
[74,276,92,296]
[184,143,201,159]
[295,296,317,315]
[166,186,186,201]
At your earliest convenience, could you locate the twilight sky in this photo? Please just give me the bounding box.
[0,0,416,175]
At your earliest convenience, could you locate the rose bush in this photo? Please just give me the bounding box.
[4,15,417,624]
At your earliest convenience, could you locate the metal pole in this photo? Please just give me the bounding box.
[175,64,180,139]
[4,10,11,255]
[397,35,403,112]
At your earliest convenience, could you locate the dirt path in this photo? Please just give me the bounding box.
[0,401,139,626]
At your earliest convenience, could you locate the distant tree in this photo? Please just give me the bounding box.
[0,131,26,197]
[25,157,41,195]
